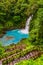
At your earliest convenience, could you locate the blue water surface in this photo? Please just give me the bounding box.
[0,29,28,46]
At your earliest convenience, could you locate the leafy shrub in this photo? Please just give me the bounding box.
[16,55,43,65]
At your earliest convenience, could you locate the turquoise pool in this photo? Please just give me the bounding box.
[0,29,28,46]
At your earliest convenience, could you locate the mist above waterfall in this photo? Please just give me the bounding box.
[18,15,33,34]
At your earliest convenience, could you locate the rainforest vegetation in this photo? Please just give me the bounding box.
[16,55,43,65]
[0,0,43,65]
[0,0,39,34]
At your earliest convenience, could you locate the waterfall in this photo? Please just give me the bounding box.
[18,15,33,34]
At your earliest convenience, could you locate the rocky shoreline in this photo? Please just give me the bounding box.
[2,50,43,65]
[13,50,42,65]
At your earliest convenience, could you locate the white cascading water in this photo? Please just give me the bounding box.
[18,15,33,34]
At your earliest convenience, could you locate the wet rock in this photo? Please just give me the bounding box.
[5,36,14,40]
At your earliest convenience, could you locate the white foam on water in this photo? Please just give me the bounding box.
[18,15,33,34]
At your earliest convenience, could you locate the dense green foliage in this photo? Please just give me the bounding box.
[0,0,43,45]
[2,39,43,65]
[28,0,43,45]
[1,41,34,58]
[0,0,38,33]
[29,8,43,45]
[0,0,43,65]
[2,42,34,65]
[16,55,43,65]
[0,42,5,59]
